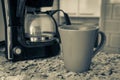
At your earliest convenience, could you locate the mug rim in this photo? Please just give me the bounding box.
[59,25,99,31]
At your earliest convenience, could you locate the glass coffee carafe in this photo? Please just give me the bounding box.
[24,9,56,42]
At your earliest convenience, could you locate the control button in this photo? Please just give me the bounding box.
[13,47,22,55]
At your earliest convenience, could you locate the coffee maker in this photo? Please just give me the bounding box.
[1,0,71,61]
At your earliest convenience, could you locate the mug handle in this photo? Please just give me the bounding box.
[93,31,106,57]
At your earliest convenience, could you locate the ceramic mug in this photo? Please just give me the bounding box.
[59,25,106,72]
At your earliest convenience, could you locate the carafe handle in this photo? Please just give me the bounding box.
[93,31,106,57]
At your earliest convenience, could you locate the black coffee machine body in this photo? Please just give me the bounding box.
[1,0,71,61]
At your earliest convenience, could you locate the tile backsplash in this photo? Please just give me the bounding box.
[100,0,120,53]
[110,0,120,3]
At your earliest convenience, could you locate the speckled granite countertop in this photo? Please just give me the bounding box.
[0,49,120,80]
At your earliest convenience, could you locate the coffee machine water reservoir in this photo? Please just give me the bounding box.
[1,0,71,61]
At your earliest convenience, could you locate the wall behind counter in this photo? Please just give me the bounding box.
[0,0,5,41]
[100,0,120,53]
